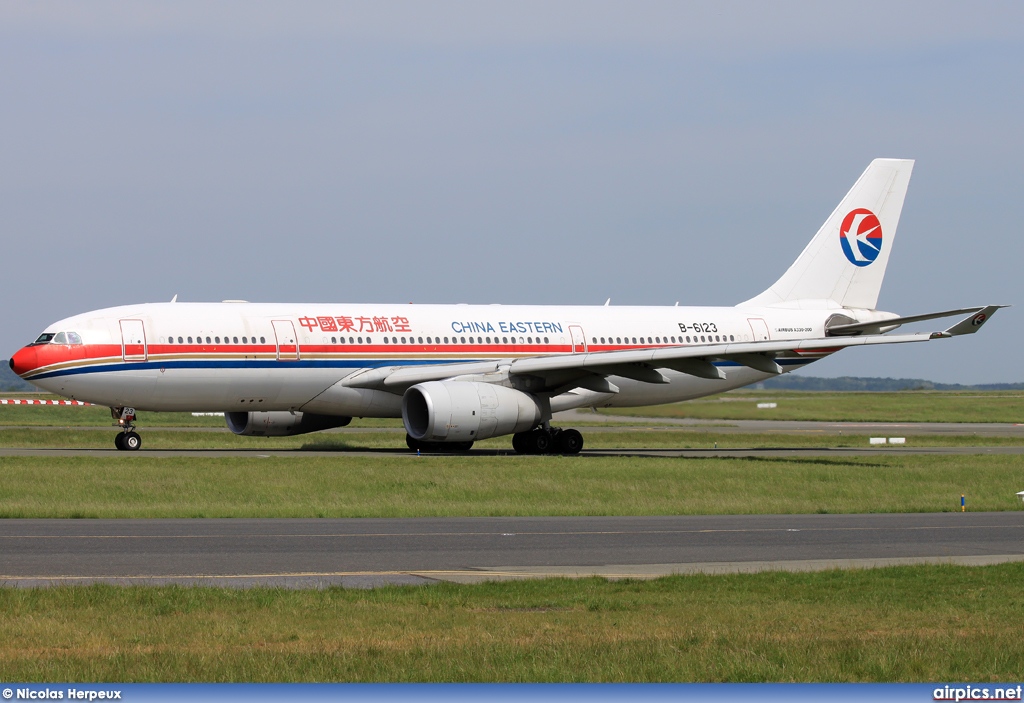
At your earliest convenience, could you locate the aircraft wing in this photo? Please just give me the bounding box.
[341,305,1006,394]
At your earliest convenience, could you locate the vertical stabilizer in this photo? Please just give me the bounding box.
[738,158,914,310]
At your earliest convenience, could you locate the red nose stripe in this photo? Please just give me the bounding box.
[9,346,38,376]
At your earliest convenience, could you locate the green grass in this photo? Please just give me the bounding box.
[1,453,1021,518]
[2,563,1024,681]
[600,390,1024,423]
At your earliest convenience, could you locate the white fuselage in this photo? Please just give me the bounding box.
[17,301,853,416]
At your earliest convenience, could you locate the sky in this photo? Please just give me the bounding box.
[1,1,1020,384]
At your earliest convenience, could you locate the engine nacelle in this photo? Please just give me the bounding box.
[225,411,351,437]
[403,381,542,442]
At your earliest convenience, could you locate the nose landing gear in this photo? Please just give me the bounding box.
[111,407,142,451]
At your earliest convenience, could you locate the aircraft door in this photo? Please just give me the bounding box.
[272,320,299,361]
[747,318,771,342]
[120,319,147,362]
[569,325,587,353]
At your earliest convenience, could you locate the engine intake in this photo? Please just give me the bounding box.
[225,411,351,437]
[403,381,542,442]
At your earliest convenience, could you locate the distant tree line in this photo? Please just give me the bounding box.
[760,375,1024,392]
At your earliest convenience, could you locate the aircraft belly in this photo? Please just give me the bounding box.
[301,381,403,418]
[149,367,344,412]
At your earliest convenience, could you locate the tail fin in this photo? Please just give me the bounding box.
[738,158,914,310]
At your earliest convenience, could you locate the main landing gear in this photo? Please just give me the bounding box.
[112,406,142,451]
[512,427,583,455]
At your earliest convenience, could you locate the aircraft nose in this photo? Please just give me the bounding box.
[9,346,37,377]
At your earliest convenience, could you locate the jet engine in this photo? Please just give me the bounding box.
[225,411,351,437]
[403,381,542,442]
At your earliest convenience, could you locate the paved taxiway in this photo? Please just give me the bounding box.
[2,513,1022,588]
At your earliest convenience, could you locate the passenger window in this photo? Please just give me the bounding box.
[187,337,193,343]
[205,337,211,344]
[260,337,266,344]
[393,337,398,344]
[730,335,735,341]
[178,337,183,344]
[233,337,238,344]
[418,337,423,344]
[215,337,220,344]
[502,336,508,344]
[331,337,337,344]
[242,337,247,344]
[384,337,390,344]
[544,337,549,344]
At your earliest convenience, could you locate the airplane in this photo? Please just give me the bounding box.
[8,158,1005,453]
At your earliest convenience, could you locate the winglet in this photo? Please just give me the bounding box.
[940,305,1009,337]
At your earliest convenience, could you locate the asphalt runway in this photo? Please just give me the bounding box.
[2,513,1022,588]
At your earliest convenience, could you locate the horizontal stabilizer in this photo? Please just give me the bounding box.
[939,305,1008,337]
[826,306,995,336]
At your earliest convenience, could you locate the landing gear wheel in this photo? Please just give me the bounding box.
[114,433,126,451]
[558,429,584,455]
[530,429,552,454]
[123,432,142,451]
[512,432,530,454]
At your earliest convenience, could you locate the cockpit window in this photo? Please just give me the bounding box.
[32,333,55,345]
[67,331,83,345]
[52,332,68,344]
